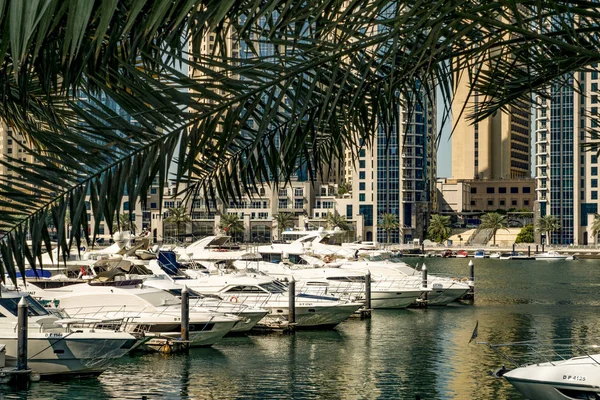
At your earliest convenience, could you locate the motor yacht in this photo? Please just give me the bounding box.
[488,252,501,259]
[330,256,470,306]
[147,258,363,329]
[141,278,269,333]
[502,354,600,400]
[0,287,138,377]
[535,251,575,261]
[235,259,427,309]
[30,283,239,347]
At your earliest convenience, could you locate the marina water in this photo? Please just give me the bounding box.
[4,257,600,399]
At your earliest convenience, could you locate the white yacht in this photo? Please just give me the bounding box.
[503,354,600,400]
[334,258,470,306]
[535,251,574,260]
[141,278,269,333]
[147,259,363,328]
[235,260,427,309]
[0,287,137,377]
[31,283,239,347]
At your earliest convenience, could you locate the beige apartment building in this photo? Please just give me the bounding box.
[452,67,531,180]
[468,179,535,212]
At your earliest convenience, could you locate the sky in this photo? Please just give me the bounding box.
[436,102,452,178]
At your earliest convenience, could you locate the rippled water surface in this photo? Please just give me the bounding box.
[4,257,600,399]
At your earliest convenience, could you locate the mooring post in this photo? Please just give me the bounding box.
[288,278,296,325]
[528,245,531,257]
[17,297,28,371]
[181,285,189,350]
[469,260,474,283]
[421,264,428,304]
[542,242,545,253]
[512,243,516,256]
[365,270,372,310]
[536,244,539,254]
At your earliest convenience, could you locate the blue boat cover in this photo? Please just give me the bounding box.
[16,269,52,278]
[157,251,182,276]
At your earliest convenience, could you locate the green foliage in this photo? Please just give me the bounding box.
[536,215,561,238]
[164,207,191,237]
[112,213,137,234]
[515,224,535,244]
[219,213,245,241]
[428,214,452,244]
[591,214,600,244]
[325,212,351,231]
[379,213,400,244]
[273,213,296,238]
[479,212,508,245]
[337,182,352,197]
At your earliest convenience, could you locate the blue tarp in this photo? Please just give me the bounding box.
[16,269,52,278]
[157,251,182,276]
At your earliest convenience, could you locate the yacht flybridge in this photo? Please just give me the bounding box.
[174,235,262,262]
[0,287,137,377]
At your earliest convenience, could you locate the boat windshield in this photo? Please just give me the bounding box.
[259,282,286,294]
[166,288,211,299]
[0,296,49,317]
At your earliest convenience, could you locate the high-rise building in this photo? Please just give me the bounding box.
[535,72,600,245]
[344,92,437,243]
[452,71,531,180]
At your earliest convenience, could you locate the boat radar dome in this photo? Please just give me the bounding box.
[318,227,325,232]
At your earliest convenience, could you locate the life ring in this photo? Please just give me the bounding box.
[230,296,239,303]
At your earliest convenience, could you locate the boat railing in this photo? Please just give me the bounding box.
[61,304,160,320]
[479,338,600,368]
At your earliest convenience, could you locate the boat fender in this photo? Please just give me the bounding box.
[230,296,239,303]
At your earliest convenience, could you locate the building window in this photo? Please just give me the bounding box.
[592,179,598,188]
[278,189,287,197]
[346,205,353,219]
[359,171,365,179]
[511,200,518,206]
[359,182,365,190]
[471,188,477,194]
[470,200,476,206]
[150,188,157,195]
[499,187,507,194]
[486,187,495,194]
[592,155,598,164]
[294,199,303,209]
[593,191,598,200]
[359,160,366,169]
[150,202,157,209]
[522,187,531,193]
[278,199,288,209]
[593,167,598,176]
[487,200,494,206]
[510,187,518,194]
[359,194,366,202]
[524,200,529,206]
[499,200,505,206]
[359,149,366,157]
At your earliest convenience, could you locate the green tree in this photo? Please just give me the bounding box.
[480,212,508,245]
[325,212,351,231]
[219,214,245,242]
[1,2,600,277]
[164,206,191,239]
[379,213,400,244]
[591,214,600,245]
[112,213,137,234]
[536,215,561,244]
[273,213,296,239]
[427,214,452,244]
[337,181,352,197]
[515,224,535,244]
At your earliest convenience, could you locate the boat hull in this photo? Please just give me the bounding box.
[2,332,135,377]
[370,291,422,309]
[425,287,469,306]
[262,303,363,328]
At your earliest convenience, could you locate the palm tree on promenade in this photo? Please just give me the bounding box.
[164,207,191,241]
[273,213,295,240]
[591,214,600,245]
[379,213,400,245]
[325,212,351,231]
[479,212,508,246]
[536,215,561,245]
[427,214,452,244]
[1,1,600,278]
[219,214,245,243]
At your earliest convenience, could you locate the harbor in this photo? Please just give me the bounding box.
[0,257,597,399]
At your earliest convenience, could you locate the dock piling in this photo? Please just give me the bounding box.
[288,278,296,325]
[181,285,189,351]
[17,297,27,371]
[528,245,531,257]
[469,260,474,282]
[365,270,372,310]
[420,264,428,306]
